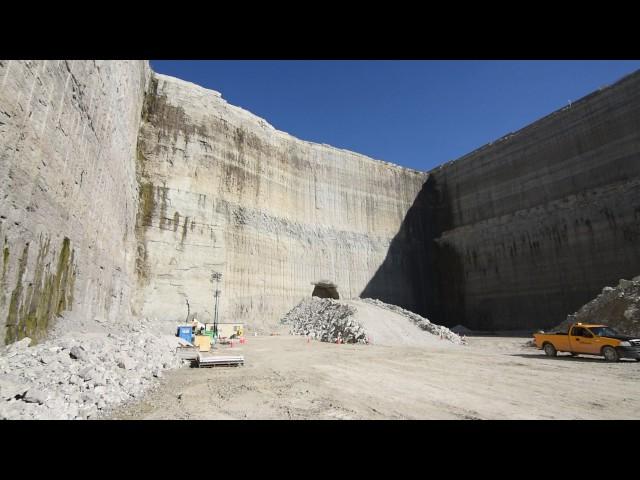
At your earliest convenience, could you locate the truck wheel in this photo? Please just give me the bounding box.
[602,346,619,362]
[543,343,557,357]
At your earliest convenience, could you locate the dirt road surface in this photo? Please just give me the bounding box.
[108,335,640,420]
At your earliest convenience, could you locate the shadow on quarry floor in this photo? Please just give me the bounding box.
[468,331,535,338]
[509,353,639,363]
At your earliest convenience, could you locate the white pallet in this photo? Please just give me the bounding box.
[197,354,244,367]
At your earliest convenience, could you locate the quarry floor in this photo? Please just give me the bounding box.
[109,335,640,420]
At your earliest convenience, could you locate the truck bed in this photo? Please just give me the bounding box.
[533,332,571,351]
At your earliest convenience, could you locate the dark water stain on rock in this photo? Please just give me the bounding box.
[157,186,169,230]
[138,183,155,228]
[173,211,180,232]
[0,241,8,308]
[5,242,29,344]
[4,236,75,345]
[143,76,207,143]
[181,216,189,246]
[2,244,8,273]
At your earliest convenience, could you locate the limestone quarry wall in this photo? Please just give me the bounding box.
[134,73,428,331]
[4,60,639,338]
[425,70,640,330]
[0,60,149,345]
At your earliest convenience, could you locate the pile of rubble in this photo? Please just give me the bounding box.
[281,298,368,344]
[360,298,465,345]
[281,297,465,346]
[0,316,184,420]
[554,276,640,336]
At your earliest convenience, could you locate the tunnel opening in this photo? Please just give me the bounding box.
[311,281,340,299]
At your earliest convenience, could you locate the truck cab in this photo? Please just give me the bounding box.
[533,323,640,362]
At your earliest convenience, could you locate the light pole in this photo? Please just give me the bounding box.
[211,272,222,337]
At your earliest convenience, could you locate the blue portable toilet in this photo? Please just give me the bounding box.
[177,326,193,344]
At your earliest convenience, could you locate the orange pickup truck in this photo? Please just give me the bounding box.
[534,323,640,362]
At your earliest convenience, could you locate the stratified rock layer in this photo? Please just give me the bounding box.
[418,71,640,330]
[134,73,428,331]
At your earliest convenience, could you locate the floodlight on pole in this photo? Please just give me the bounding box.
[211,272,223,336]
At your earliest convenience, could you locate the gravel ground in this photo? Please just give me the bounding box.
[109,334,640,420]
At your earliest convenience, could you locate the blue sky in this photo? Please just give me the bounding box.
[151,60,640,172]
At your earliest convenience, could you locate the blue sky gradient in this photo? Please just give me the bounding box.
[151,60,640,172]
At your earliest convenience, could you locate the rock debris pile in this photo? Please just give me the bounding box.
[360,298,465,344]
[281,298,368,344]
[0,316,184,420]
[281,297,464,346]
[554,276,640,336]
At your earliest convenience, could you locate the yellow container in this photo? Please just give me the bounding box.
[194,335,211,352]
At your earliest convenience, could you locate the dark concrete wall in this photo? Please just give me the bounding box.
[425,70,640,330]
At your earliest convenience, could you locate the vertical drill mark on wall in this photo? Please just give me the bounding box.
[158,186,168,230]
[181,216,189,245]
[1,60,11,88]
[39,82,55,137]
[173,211,180,232]
[55,72,71,130]
[12,90,22,128]
[22,61,39,126]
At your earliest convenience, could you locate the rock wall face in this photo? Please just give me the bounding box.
[5,60,639,338]
[0,60,148,345]
[134,74,428,331]
[426,70,640,330]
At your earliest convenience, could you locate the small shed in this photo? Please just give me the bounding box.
[215,323,244,339]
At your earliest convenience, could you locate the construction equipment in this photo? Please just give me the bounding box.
[177,326,193,344]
